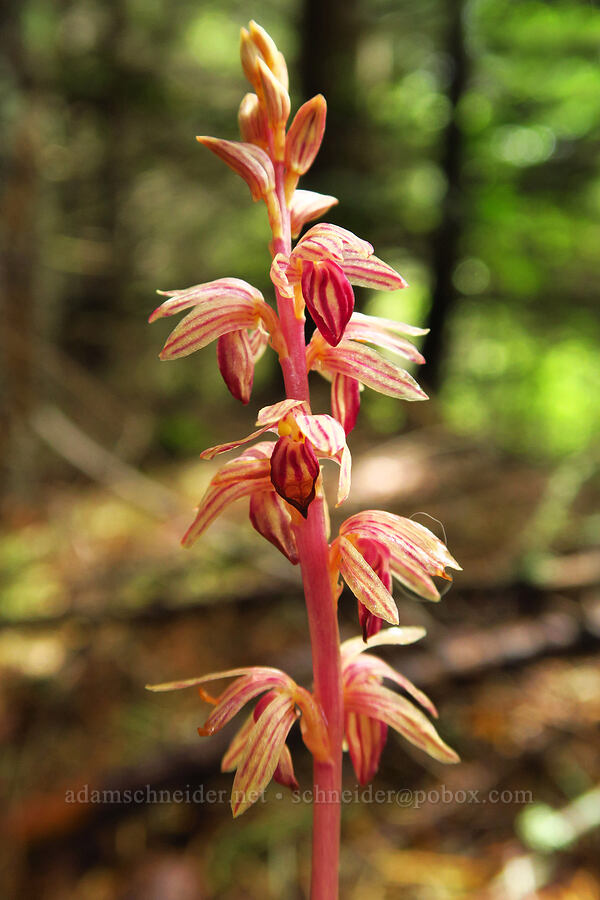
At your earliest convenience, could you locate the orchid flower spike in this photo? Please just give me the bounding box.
[147,665,329,817]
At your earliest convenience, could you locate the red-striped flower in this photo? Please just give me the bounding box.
[330,511,461,633]
[271,223,408,348]
[198,399,352,516]
[341,628,459,784]
[149,278,284,405]
[147,665,329,817]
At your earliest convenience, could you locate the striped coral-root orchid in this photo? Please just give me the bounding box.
[147,20,460,899]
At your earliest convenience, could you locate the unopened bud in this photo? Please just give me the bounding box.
[248,20,279,72]
[256,57,290,130]
[285,95,327,176]
[238,93,269,147]
[240,27,261,89]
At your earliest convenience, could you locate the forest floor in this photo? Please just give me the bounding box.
[1,424,600,899]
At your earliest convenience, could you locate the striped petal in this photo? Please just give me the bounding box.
[256,398,308,427]
[341,253,408,291]
[337,536,399,625]
[345,711,387,785]
[290,190,339,239]
[249,490,299,564]
[341,511,461,573]
[291,226,344,265]
[159,300,259,361]
[181,458,272,547]
[294,413,346,456]
[248,322,270,361]
[202,671,294,735]
[350,311,429,338]
[146,665,291,694]
[231,691,298,816]
[324,225,373,259]
[270,253,295,299]
[343,317,425,365]
[222,714,255,772]
[301,259,354,347]
[196,136,275,201]
[294,685,330,763]
[313,341,428,401]
[388,550,442,602]
[150,278,263,322]
[331,373,361,435]
[199,424,275,460]
[341,626,427,660]
[344,681,459,764]
[344,655,437,718]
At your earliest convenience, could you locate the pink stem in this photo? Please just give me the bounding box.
[271,163,343,900]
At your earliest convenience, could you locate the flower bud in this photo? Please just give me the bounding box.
[240,27,261,89]
[248,20,279,73]
[256,57,290,130]
[285,95,327,176]
[217,329,254,404]
[301,259,354,347]
[238,93,269,147]
[270,435,320,518]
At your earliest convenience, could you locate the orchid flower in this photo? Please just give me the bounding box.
[148,21,462,899]
[341,628,459,783]
[149,278,285,404]
[196,398,351,517]
[331,511,462,637]
[147,666,329,817]
[270,223,409,348]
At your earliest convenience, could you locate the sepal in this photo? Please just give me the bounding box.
[290,190,339,238]
[196,136,275,201]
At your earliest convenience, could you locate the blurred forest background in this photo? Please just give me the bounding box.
[1,0,600,898]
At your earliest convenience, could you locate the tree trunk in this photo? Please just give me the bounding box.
[422,0,469,390]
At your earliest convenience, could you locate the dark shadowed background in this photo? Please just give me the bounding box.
[1,0,600,897]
